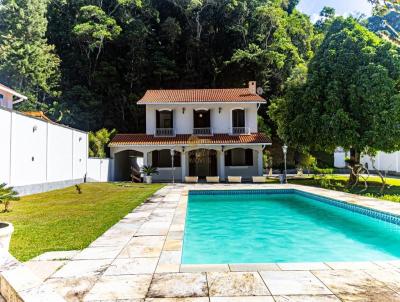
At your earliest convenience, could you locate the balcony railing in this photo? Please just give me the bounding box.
[229,127,251,135]
[155,128,175,137]
[193,127,213,136]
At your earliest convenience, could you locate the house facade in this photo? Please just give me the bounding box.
[0,83,27,109]
[109,81,272,182]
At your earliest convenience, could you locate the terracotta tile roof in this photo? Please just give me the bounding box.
[109,133,271,147]
[137,88,266,104]
[22,111,52,122]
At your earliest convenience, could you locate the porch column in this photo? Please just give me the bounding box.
[257,149,264,176]
[219,150,225,181]
[143,151,148,166]
[181,151,186,182]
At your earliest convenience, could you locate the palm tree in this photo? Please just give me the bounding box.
[0,183,19,212]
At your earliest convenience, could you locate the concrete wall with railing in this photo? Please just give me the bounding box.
[145,103,258,135]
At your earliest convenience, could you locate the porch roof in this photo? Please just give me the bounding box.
[137,88,266,104]
[109,133,271,147]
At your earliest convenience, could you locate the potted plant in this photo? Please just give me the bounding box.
[0,183,19,251]
[141,166,159,184]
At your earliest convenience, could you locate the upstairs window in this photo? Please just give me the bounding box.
[232,109,245,127]
[156,110,173,128]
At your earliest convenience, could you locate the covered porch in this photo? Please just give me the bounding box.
[110,144,266,182]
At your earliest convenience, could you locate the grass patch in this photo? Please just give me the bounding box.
[286,175,400,202]
[1,182,164,261]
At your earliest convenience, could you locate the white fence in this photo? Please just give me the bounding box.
[87,158,113,182]
[334,148,400,173]
[0,107,91,195]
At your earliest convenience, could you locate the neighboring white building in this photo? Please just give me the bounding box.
[0,83,27,109]
[109,81,272,182]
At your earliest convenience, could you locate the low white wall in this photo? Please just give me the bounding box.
[87,158,113,182]
[334,148,400,173]
[0,107,88,195]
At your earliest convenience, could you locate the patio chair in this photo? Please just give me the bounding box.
[185,176,199,183]
[252,176,267,183]
[206,176,220,183]
[228,176,242,183]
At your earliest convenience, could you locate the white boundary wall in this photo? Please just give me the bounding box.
[0,107,94,195]
[87,158,113,182]
[334,147,400,173]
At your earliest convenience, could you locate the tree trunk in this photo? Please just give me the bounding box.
[348,148,361,185]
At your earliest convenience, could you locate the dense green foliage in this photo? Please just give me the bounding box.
[89,128,116,158]
[0,0,60,108]
[270,18,400,160]
[1,0,320,133]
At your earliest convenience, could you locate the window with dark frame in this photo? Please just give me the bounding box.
[232,109,245,127]
[225,148,253,166]
[156,110,173,128]
[152,150,181,168]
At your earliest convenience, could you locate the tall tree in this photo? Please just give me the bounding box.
[270,18,400,183]
[0,0,60,109]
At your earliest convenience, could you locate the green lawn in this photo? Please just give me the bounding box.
[286,175,400,202]
[1,183,164,261]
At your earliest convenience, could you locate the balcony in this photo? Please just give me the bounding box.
[193,127,213,136]
[229,127,251,135]
[155,128,175,137]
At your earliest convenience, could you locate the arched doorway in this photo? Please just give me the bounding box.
[114,150,144,181]
[188,149,217,178]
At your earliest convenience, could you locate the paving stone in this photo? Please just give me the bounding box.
[210,297,274,302]
[30,250,80,261]
[104,258,158,275]
[207,272,270,297]
[259,271,332,295]
[147,273,208,298]
[119,236,165,258]
[74,246,123,260]
[145,298,209,302]
[278,262,331,271]
[313,269,400,301]
[25,260,67,281]
[52,259,112,278]
[364,268,400,293]
[44,276,98,302]
[159,251,181,265]
[229,263,280,272]
[164,240,182,251]
[273,295,341,302]
[83,274,152,301]
[326,262,381,270]
[155,264,180,273]
[180,264,229,273]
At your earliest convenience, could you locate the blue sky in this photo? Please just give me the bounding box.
[298,0,373,21]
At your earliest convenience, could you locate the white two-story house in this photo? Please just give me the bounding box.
[109,81,271,182]
[0,83,27,109]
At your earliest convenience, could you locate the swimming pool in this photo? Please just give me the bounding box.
[182,189,400,264]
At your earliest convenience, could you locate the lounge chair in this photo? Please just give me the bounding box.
[228,176,242,183]
[252,176,267,183]
[185,176,198,183]
[206,176,220,183]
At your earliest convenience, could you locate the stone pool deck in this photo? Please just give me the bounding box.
[24,184,400,301]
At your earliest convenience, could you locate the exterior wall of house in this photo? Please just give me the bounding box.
[0,107,89,195]
[110,145,264,181]
[145,103,258,135]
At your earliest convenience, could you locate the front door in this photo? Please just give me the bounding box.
[189,149,217,178]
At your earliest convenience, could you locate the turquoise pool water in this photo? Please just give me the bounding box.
[182,191,400,264]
